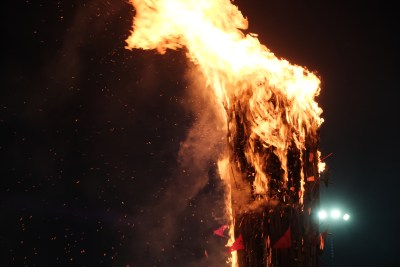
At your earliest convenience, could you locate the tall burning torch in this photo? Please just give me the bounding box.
[125,0,326,266]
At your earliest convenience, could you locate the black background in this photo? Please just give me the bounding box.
[1,1,398,266]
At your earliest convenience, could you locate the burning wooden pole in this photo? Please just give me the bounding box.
[125,1,326,266]
[225,90,323,267]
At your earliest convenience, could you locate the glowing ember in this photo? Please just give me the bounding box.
[126,0,325,266]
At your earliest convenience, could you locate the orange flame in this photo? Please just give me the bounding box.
[126,0,324,265]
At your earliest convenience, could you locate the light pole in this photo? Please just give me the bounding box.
[317,208,350,267]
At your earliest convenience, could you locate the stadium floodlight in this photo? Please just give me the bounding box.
[318,210,328,220]
[317,208,350,222]
[342,213,350,221]
[330,209,341,219]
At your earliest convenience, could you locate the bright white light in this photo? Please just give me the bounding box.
[343,213,350,221]
[330,209,341,219]
[318,210,327,220]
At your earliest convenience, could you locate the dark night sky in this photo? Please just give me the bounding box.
[1,1,399,267]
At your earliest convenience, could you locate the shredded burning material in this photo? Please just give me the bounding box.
[126,0,326,266]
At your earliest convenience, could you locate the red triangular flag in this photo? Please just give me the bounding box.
[213,224,228,237]
[227,234,245,253]
[272,226,291,249]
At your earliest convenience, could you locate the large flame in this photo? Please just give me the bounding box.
[126,0,324,265]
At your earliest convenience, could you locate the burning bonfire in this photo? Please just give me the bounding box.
[126,0,326,266]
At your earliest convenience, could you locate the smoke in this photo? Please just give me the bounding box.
[46,1,230,265]
[130,65,229,266]
[3,1,234,266]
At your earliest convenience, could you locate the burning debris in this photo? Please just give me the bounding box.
[126,0,326,266]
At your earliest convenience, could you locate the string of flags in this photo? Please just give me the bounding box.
[213,224,245,253]
[212,224,328,254]
[213,224,292,253]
